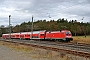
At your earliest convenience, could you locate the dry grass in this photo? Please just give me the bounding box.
[72,35,90,44]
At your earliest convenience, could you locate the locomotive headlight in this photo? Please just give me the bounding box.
[66,36,71,38]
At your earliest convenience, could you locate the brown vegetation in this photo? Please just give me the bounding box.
[72,36,90,44]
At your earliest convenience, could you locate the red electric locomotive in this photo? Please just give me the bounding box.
[2,30,73,42]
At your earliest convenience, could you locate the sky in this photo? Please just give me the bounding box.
[0,0,90,26]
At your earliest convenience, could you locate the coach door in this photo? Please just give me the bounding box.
[40,34,45,38]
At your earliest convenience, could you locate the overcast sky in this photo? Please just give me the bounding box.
[0,0,90,26]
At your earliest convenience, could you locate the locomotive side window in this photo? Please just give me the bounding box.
[61,32,64,34]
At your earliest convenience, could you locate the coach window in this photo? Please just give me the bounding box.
[41,34,44,36]
[28,34,30,36]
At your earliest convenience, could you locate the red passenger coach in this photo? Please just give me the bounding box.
[21,32,30,39]
[2,34,9,39]
[2,30,73,42]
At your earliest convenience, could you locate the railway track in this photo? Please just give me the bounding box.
[0,39,90,58]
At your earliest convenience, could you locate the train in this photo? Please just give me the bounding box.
[2,30,73,42]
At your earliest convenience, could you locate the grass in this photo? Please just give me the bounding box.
[72,35,90,44]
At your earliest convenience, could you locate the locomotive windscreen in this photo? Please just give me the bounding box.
[66,31,71,34]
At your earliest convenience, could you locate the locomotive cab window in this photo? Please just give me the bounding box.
[66,31,71,34]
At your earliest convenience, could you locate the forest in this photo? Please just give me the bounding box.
[0,18,90,37]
